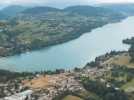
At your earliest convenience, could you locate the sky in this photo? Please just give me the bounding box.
[0,0,134,8]
[97,0,134,3]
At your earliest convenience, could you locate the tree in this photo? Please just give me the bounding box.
[129,44,134,62]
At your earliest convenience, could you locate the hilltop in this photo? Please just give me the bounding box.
[0,5,27,19]
[100,3,134,16]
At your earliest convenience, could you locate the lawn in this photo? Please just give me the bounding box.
[122,79,134,92]
[62,95,83,100]
[103,53,134,68]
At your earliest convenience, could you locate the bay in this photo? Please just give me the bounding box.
[0,16,134,72]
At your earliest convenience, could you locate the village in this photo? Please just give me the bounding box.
[0,72,85,100]
[0,51,127,100]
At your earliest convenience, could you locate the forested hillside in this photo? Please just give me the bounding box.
[0,5,132,56]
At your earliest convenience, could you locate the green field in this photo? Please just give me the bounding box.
[62,95,83,100]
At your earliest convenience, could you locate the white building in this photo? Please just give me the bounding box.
[3,90,33,100]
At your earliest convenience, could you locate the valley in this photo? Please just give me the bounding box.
[0,3,134,100]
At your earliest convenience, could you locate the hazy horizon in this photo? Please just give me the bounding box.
[0,0,134,9]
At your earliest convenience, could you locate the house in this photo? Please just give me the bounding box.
[3,90,33,100]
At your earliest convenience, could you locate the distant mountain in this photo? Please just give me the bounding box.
[1,5,27,18]
[100,3,134,16]
[20,5,124,20]
[0,5,6,10]
[22,7,61,14]
[0,12,8,20]
[62,5,126,22]
[64,5,104,16]
[63,5,121,17]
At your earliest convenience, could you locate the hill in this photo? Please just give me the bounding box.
[0,5,27,18]
[0,5,128,56]
[100,3,134,16]
[0,12,8,20]
[22,6,61,14]
[64,5,122,17]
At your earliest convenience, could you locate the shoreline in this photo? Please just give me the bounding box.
[0,50,127,73]
[0,16,131,72]
[0,16,127,58]
[0,50,133,100]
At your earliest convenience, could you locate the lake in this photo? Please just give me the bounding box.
[0,16,134,72]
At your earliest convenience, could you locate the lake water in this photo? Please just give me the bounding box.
[0,16,134,72]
